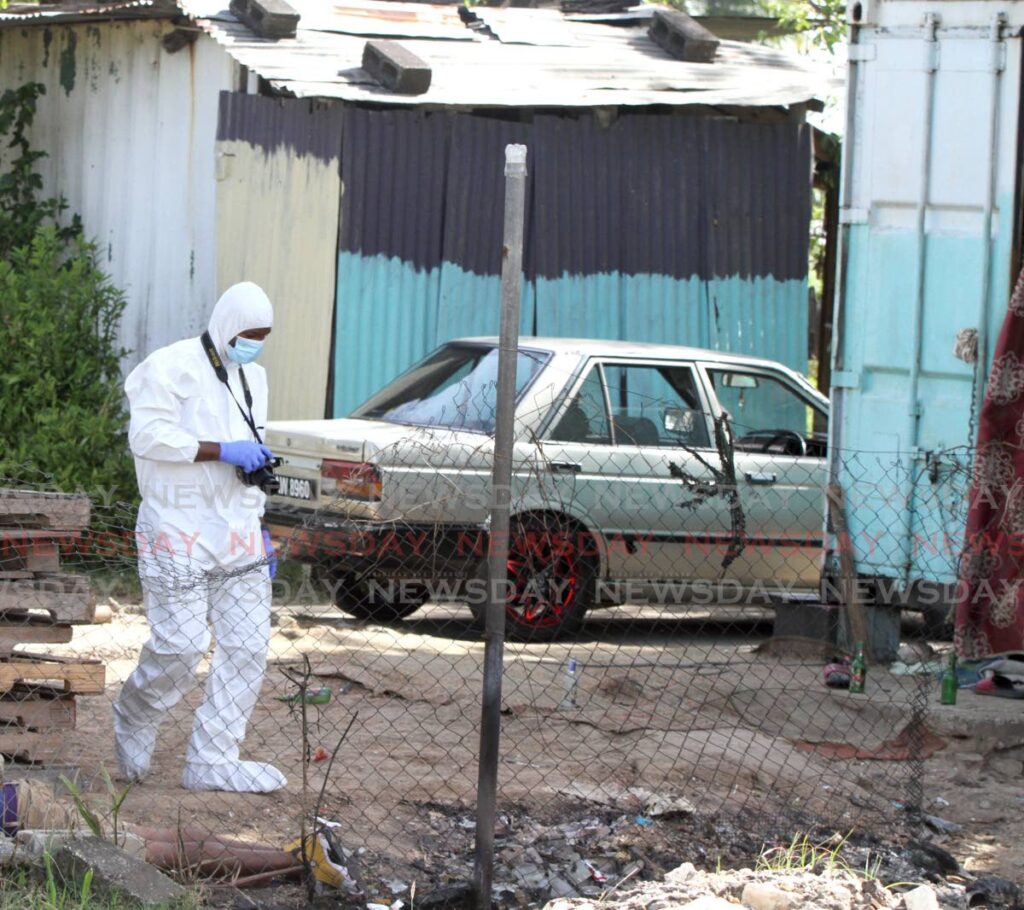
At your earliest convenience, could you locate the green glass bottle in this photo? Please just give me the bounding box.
[941,651,958,705]
[849,642,866,694]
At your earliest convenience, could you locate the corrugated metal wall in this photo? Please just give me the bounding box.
[0,22,235,367]
[334,107,811,415]
[832,8,1024,586]
[215,93,343,420]
[334,108,449,415]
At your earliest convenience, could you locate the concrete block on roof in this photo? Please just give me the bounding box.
[648,9,720,63]
[362,40,433,95]
[229,0,300,40]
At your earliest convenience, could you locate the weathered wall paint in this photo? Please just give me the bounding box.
[333,254,806,415]
[833,7,1024,586]
[0,23,235,368]
[215,93,343,420]
[334,106,812,416]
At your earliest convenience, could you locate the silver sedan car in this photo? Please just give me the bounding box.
[265,338,829,640]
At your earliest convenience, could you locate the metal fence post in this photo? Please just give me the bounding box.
[472,143,528,910]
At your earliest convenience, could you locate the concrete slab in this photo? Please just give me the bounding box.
[52,835,186,908]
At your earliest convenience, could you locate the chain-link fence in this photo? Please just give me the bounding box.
[0,421,969,903]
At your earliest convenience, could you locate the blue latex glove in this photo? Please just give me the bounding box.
[262,526,277,579]
[219,441,273,473]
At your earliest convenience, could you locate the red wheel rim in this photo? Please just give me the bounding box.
[505,527,583,630]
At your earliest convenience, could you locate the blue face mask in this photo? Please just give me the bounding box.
[227,336,264,364]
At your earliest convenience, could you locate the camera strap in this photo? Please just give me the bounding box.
[200,330,264,445]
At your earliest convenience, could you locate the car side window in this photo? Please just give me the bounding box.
[548,367,612,445]
[706,368,825,456]
[601,364,711,448]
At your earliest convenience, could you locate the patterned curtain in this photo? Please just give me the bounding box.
[956,267,1024,657]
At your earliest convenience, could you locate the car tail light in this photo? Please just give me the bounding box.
[321,459,382,501]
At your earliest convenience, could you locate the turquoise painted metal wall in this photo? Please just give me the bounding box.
[334,257,808,415]
[833,13,1022,587]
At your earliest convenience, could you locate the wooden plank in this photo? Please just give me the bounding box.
[0,491,91,531]
[826,483,872,660]
[0,529,83,540]
[0,690,76,729]
[0,540,62,574]
[0,623,73,658]
[0,730,63,762]
[23,546,62,574]
[0,655,105,695]
[0,574,96,624]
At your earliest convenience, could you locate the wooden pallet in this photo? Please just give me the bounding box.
[0,730,62,762]
[0,687,76,729]
[0,619,73,658]
[0,654,105,695]
[0,491,91,531]
[0,574,96,624]
[0,537,64,574]
[0,489,104,763]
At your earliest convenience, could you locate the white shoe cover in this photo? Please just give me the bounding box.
[112,700,157,782]
[181,760,287,793]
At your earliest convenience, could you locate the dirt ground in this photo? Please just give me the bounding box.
[12,599,1024,904]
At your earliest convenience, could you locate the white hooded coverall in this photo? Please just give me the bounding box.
[113,283,286,793]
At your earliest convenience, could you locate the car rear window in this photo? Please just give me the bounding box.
[350,344,549,433]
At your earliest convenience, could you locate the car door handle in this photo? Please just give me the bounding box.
[746,471,777,485]
[549,461,582,474]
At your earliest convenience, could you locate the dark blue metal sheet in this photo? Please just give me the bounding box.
[216,91,344,165]
[530,113,810,282]
[337,108,810,282]
[338,105,450,272]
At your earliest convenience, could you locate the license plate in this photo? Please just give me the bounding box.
[278,474,318,501]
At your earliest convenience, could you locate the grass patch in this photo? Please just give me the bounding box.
[0,858,202,909]
[757,833,882,881]
[0,859,114,910]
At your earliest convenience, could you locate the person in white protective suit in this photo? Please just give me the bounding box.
[112,282,286,793]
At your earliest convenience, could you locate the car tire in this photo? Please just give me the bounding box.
[469,515,597,642]
[332,574,428,623]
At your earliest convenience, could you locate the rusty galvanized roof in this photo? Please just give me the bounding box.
[1,0,829,110]
[0,0,173,23]
[180,0,829,109]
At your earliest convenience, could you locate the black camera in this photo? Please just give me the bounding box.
[237,456,283,495]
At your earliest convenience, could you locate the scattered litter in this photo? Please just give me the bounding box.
[276,685,332,705]
[823,659,851,688]
[644,793,696,817]
[933,796,950,808]
[584,859,608,883]
[889,661,943,677]
[367,903,390,910]
[924,814,962,834]
[388,880,408,895]
[635,815,653,827]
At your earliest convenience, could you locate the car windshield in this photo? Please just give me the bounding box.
[350,344,550,433]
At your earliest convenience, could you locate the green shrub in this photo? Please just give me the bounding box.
[0,82,136,510]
